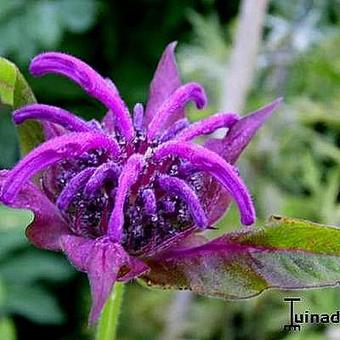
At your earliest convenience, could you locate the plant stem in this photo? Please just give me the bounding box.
[96,283,125,340]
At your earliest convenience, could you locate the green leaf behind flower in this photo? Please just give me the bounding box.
[140,216,340,298]
[0,57,43,155]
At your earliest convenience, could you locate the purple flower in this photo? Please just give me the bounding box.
[0,42,281,324]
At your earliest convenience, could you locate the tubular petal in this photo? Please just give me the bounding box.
[153,142,255,225]
[108,154,145,241]
[1,133,120,204]
[56,167,96,211]
[147,82,207,140]
[160,118,190,142]
[13,104,92,132]
[175,112,240,142]
[142,188,157,215]
[203,98,283,225]
[207,98,283,163]
[145,42,181,126]
[84,162,121,197]
[158,175,208,229]
[30,52,134,140]
[133,103,144,130]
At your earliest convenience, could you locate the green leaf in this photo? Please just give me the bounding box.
[0,57,43,154]
[96,283,124,340]
[140,216,340,299]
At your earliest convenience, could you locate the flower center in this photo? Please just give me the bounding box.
[43,137,206,255]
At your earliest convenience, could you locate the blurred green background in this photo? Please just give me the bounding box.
[0,0,339,339]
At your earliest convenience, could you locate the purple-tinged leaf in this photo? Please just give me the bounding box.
[140,216,340,298]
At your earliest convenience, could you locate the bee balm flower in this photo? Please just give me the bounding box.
[0,42,281,324]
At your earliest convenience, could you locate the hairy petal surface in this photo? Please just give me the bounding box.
[1,132,120,204]
[0,171,68,250]
[204,98,282,224]
[153,142,255,225]
[147,82,207,140]
[175,112,239,142]
[141,216,340,298]
[30,52,134,140]
[145,42,182,126]
[206,98,282,162]
[158,175,208,229]
[13,104,92,132]
[108,154,145,241]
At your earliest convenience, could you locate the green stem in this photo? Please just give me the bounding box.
[96,283,125,340]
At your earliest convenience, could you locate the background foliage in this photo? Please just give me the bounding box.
[0,0,339,339]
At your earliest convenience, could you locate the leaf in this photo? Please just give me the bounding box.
[140,216,340,299]
[0,57,43,154]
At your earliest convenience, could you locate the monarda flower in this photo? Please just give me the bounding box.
[0,43,281,324]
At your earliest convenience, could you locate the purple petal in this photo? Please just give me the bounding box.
[0,170,68,250]
[206,98,282,163]
[30,52,134,140]
[108,154,145,241]
[42,122,68,140]
[56,167,96,211]
[158,175,208,229]
[84,162,121,197]
[101,111,115,134]
[145,42,181,126]
[160,118,190,143]
[1,132,120,205]
[60,235,148,324]
[175,112,240,142]
[133,103,144,130]
[153,142,255,225]
[204,98,282,224]
[147,82,207,140]
[13,104,92,132]
[142,188,157,216]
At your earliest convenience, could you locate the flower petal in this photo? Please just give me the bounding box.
[147,82,207,140]
[30,52,134,140]
[13,104,92,132]
[0,170,68,250]
[1,132,120,205]
[175,112,239,142]
[108,154,145,241]
[158,175,208,229]
[204,98,282,224]
[153,142,255,225]
[206,98,282,162]
[56,167,97,211]
[145,42,182,126]
[160,118,189,142]
[60,235,148,324]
